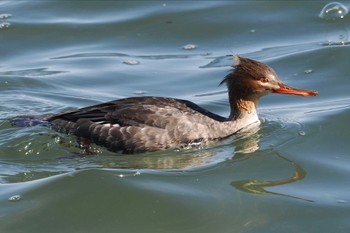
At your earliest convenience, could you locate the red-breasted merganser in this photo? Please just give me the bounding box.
[11,56,318,153]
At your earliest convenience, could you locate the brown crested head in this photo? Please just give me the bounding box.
[220,55,318,98]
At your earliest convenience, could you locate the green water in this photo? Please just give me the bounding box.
[1,1,350,232]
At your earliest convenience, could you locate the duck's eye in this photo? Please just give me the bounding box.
[260,77,269,83]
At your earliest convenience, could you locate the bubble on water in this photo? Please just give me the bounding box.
[319,2,349,20]
[8,195,21,202]
[0,13,11,19]
[132,90,147,95]
[336,199,346,204]
[123,60,140,65]
[298,131,306,136]
[0,22,10,29]
[117,171,140,178]
[135,171,141,176]
[304,69,313,74]
[183,44,197,50]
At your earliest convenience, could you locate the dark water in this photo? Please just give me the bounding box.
[1,1,350,232]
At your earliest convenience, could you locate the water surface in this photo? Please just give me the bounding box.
[1,1,350,232]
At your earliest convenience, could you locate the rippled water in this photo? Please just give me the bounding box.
[1,1,350,232]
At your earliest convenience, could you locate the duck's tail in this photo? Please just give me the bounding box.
[10,115,53,127]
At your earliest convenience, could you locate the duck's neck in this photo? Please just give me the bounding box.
[228,94,259,126]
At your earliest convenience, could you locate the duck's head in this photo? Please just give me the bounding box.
[220,55,318,99]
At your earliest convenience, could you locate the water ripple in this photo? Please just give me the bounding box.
[51,52,208,60]
[201,42,321,68]
[0,68,66,77]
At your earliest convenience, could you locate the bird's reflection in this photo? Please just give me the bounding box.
[230,151,313,202]
[228,125,313,202]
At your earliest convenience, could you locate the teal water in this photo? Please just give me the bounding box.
[1,1,350,232]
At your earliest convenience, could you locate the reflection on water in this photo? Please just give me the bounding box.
[231,151,313,202]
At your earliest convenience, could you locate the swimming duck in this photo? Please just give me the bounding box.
[12,56,318,153]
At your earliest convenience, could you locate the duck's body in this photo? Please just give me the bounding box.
[11,56,318,154]
[46,96,242,153]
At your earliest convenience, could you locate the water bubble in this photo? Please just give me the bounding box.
[336,199,346,204]
[304,69,313,74]
[0,13,11,19]
[123,60,140,65]
[132,90,147,95]
[319,2,349,20]
[135,171,141,176]
[298,131,306,136]
[8,195,21,202]
[0,22,10,29]
[183,44,197,50]
[116,171,140,178]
